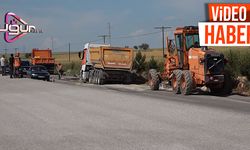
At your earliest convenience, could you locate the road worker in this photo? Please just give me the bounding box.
[9,54,14,78]
[1,55,6,76]
[14,53,21,78]
[56,63,63,80]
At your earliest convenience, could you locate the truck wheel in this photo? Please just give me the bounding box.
[93,70,98,84]
[89,70,94,84]
[172,70,182,94]
[148,69,160,90]
[92,70,96,84]
[180,70,193,95]
[96,70,100,85]
[97,70,104,85]
[94,70,99,84]
[124,73,132,84]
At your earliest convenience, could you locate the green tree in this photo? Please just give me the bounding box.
[147,56,158,69]
[133,50,146,73]
[139,43,149,50]
[133,46,138,50]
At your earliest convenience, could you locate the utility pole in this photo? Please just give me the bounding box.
[14,48,18,54]
[68,42,71,62]
[3,48,7,55]
[108,22,111,45]
[4,44,7,56]
[154,26,171,57]
[51,37,54,50]
[98,35,109,44]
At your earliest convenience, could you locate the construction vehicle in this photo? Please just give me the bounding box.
[148,26,233,95]
[31,49,55,74]
[79,43,133,84]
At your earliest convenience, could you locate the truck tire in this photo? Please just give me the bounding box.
[89,70,94,84]
[172,70,182,94]
[96,70,100,84]
[123,72,132,84]
[97,70,104,85]
[180,70,193,95]
[93,70,98,84]
[148,69,160,90]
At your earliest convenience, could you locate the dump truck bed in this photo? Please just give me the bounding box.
[32,49,52,58]
[89,47,133,70]
[31,49,55,64]
[31,49,55,74]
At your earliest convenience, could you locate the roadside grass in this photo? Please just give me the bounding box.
[52,47,250,95]
[61,61,81,76]
[212,47,250,79]
[137,48,164,62]
[53,52,80,63]
[53,47,250,79]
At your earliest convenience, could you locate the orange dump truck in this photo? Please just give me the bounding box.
[79,43,133,84]
[31,49,55,74]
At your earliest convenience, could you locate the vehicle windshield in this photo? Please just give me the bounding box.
[185,33,200,50]
[31,66,47,71]
[21,61,30,66]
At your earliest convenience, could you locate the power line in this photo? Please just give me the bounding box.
[53,30,163,51]
[111,31,161,40]
[89,31,160,43]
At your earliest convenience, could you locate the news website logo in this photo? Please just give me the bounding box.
[199,3,250,46]
[0,12,42,43]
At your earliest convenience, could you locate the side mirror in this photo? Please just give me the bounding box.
[78,51,82,59]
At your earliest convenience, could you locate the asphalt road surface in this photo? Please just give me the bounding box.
[0,76,249,150]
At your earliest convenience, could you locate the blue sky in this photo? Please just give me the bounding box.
[0,0,247,53]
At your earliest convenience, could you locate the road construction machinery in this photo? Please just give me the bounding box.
[148,26,232,95]
[79,43,133,84]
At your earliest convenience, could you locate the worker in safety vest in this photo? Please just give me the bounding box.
[14,52,21,78]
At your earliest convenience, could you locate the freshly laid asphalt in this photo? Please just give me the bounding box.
[0,76,249,150]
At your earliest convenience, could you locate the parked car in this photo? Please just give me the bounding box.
[5,64,10,75]
[0,64,10,75]
[26,65,50,81]
[20,60,31,77]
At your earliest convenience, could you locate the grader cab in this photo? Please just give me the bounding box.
[148,26,232,95]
